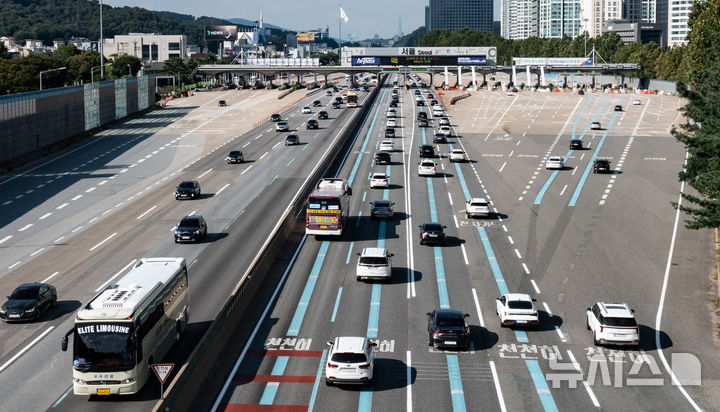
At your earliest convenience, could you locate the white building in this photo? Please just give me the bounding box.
[501,0,538,39]
[668,0,694,46]
[581,0,604,37]
[102,33,187,62]
[538,0,583,38]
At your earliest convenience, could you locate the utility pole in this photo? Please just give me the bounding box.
[99,0,105,79]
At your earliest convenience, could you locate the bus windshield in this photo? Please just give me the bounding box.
[308,197,341,210]
[347,94,358,106]
[73,322,136,371]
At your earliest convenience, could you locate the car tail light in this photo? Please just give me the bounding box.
[600,326,604,333]
[434,167,437,171]
[327,362,338,368]
[422,233,428,238]
[358,363,371,369]
[306,216,310,228]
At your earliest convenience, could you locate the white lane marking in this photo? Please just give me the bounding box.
[30,248,45,257]
[259,152,268,160]
[41,271,60,283]
[499,161,507,173]
[243,141,251,148]
[136,205,157,220]
[530,279,541,294]
[583,381,601,407]
[216,183,230,196]
[18,224,33,232]
[2,201,11,206]
[472,288,486,328]
[98,180,108,186]
[654,151,702,412]
[85,187,96,193]
[272,141,281,149]
[102,209,112,215]
[453,215,459,228]
[514,248,522,259]
[0,326,55,373]
[38,213,52,220]
[95,259,138,292]
[447,192,453,205]
[56,203,69,210]
[89,232,116,251]
[8,261,21,269]
[54,236,64,243]
[241,165,253,175]
[507,236,514,245]
[522,263,530,274]
[71,195,83,201]
[0,235,12,244]
[407,351,413,412]
[560,184,567,196]
[197,168,213,179]
[489,361,507,412]
[543,302,553,317]
[189,210,196,216]
[554,326,567,342]
[460,244,469,265]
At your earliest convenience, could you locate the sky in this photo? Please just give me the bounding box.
[103,0,500,41]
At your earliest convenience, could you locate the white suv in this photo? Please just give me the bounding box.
[356,247,393,281]
[326,336,377,385]
[586,302,639,346]
[465,198,490,218]
[418,160,436,176]
[546,156,565,170]
[496,293,539,328]
[370,173,388,188]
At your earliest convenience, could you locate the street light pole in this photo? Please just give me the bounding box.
[584,18,589,56]
[127,64,132,76]
[99,0,105,79]
[39,66,67,90]
[91,63,112,83]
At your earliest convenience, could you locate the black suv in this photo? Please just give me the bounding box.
[419,222,446,245]
[218,100,227,107]
[307,119,319,129]
[419,144,435,158]
[0,283,57,322]
[313,100,322,107]
[270,113,281,122]
[318,110,329,119]
[174,215,207,243]
[385,128,395,138]
[175,180,201,200]
[418,118,429,127]
[593,159,611,173]
[427,309,470,349]
[569,139,583,150]
[433,133,447,143]
[614,104,623,111]
[417,112,427,120]
[331,102,341,109]
[375,151,391,165]
[226,150,244,164]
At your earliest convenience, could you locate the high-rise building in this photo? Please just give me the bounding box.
[501,0,538,39]
[427,0,494,32]
[668,0,694,46]
[538,0,583,38]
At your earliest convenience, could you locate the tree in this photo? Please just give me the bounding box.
[109,54,142,78]
[673,33,720,229]
[677,0,720,84]
[0,42,9,59]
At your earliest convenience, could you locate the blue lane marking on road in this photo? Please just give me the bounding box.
[477,227,509,294]
[286,158,295,167]
[362,191,367,202]
[368,172,371,180]
[383,164,391,200]
[331,287,343,322]
[224,209,245,231]
[434,246,451,309]
[307,349,327,412]
[421,122,427,144]
[268,174,279,186]
[366,284,381,339]
[427,178,438,222]
[568,100,623,207]
[358,387,373,412]
[286,241,329,336]
[577,98,608,140]
[534,170,560,204]
[526,359,560,412]
[188,258,198,269]
[447,355,468,412]
[348,90,387,186]
[51,386,73,408]
[571,97,593,139]
[303,144,310,151]
[258,356,289,404]
[346,241,355,264]
[377,221,386,249]
[515,330,529,343]
[356,211,362,227]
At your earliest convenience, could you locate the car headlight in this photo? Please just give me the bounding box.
[73,378,87,385]
[0,308,5,314]
[25,307,37,313]
[194,230,200,234]
[121,378,135,384]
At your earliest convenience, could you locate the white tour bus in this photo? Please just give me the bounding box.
[61,257,189,395]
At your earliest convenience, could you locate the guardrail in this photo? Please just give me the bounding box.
[449,92,471,105]
[153,78,383,412]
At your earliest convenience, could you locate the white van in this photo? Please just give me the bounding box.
[356,248,393,281]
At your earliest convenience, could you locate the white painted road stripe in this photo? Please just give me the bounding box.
[197,168,213,179]
[530,279,541,294]
[56,203,68,210]
[216,183,230,196]
[472,288,486,328]
[543,302,553,317]
[89,232,116,251]
[41,271,60,283]
[136,205,157,220]
[0,235,13,244]
[0,326,55,373]
[406,351,413,412]
[489,361,507,412]
[18,224,33,232]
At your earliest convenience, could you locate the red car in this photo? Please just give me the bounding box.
[426,93,433,98]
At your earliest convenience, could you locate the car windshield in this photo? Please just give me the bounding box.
[178,181,194,189]
[331,353,367,363]
[229,151,240,157]
[453,150,464,154]
[421,162,434,167]
[373,201,391,207]
[471,202,488,207]
[308,197,341,210]
[359,256,388,265]
[179,218,200,228]
[73,322,135,371]
[372,174,386,179]
[436,315,463,327]
[604,317,637,327]
[424,223,442,231]
[508,301,534,310]
[10,287,38,300]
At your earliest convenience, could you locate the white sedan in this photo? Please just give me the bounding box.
[632,99,641,105]
[546,156,565,170]
[370,172,388,188]
[418,160,437,176]
[386,118,397,128]
[302,106,311,114]
[449,149,468,162]
[379,140,394,152]
[496,293,539,328]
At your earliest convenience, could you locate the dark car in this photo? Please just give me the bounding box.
[307,119,319,130]
[578,90,585,95]
[419,222,446,245]
[375,151,391,165]
[430,99,438,106]
[433,133,447,143]
[218,100,227,107]
[318,110,329,119]
[175,180,201,200]
[313,100,322,107]
[385,128,396,138]
[417,100,425,106]
[417,112,427,120]
[418,118,429,127]
[1,283,56,322]
[614,104,623,111]
[225,150,244,164]
[369,200,395,219]
[363,86,370,92]
[419,144,435,158]
[389,100,398,108]
[335,97,343,104]
[270,113,281,122]
[569,139,583,150]
[285,134,300,145]
[391,94,399,102]
[326,90,333,96]
[427,309,470,349]
[593,159,612,173]
[331,102,341,109]
[174,215,207,243]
